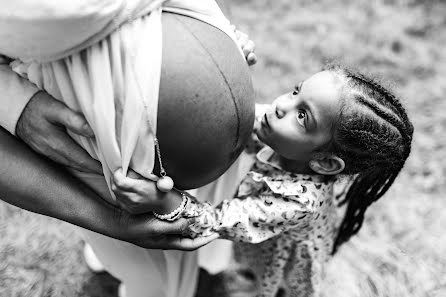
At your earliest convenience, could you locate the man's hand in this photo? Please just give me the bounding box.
[16,91,102,174]
[232,26,257,66]
[114,208,219,251]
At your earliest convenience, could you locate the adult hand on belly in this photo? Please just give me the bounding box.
[14,12,255,219]
[16,91,102,174]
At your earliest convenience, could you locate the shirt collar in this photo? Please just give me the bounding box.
[255,146,327,183]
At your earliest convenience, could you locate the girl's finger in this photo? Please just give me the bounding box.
[113,169,145,191]
[243,40,256,55]
[247,53,258,66]
[113,168,159,191]
[236,30,248,40]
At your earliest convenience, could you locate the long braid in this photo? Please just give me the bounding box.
[325,65,414,254]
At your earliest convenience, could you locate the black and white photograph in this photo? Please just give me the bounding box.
[0,0,444,296]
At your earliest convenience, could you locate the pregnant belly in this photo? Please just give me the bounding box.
[156,13,255,189]
[12,11,255,191]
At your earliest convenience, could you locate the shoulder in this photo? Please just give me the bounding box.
[244,133,265,155]
[264,174,334,210]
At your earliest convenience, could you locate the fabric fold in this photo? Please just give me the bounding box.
[9,0,239,200]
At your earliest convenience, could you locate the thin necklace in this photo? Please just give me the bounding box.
[128,20,174,192]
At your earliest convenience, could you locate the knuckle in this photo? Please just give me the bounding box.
[67,112,84,129]
[73,159,86,168]
[150,224,162,235]
[129,196,142,204]
[113,176,126,188]
[126,206,139,215]
[49,139,64,153]
[145,219,158,235]
[119,203,132,213]
[178,220,189,233]
[111,183,118,193]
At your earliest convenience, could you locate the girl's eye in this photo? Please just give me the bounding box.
[296,110,306,127]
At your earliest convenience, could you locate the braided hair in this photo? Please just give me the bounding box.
[324,65,414,254]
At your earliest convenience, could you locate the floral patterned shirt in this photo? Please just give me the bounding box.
[185,144,343,297]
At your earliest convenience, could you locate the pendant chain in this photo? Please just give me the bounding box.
[129,40,167,178]
[154,138,166,177]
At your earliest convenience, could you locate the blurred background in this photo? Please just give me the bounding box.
[1,0,445,296]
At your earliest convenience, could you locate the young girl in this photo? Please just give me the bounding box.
[113,64,414,297]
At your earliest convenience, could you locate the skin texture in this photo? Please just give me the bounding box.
[256,70,345,175]
[0,126,217,250]
[16,91,102,174]
[112,71,348,214]
[9,12,256,246]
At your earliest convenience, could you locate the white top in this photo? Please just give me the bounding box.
[0,0,240,136]
[2,0,240,201]
[0,0,235,62]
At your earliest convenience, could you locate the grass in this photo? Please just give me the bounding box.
[1,0,445,296]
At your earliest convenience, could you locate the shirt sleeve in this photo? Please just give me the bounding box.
[0,60,39,135]
[186,188,319,244]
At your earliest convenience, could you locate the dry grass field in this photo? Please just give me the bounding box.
[1,0,445,296]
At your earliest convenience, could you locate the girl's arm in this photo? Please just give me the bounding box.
[185,192,318,244]
[110,158,323,244]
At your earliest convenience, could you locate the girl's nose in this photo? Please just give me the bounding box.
[275,96,295,118]
[275,105,285,118]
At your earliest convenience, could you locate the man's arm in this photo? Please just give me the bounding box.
[0,60,102,173]
[0,127,217,251]
[0,62,39,135]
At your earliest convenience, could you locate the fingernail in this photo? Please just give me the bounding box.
[83,123,94,137]
[187,218,196,225]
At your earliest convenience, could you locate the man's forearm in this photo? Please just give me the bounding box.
[0,127,119,238]
[0,64,39,135]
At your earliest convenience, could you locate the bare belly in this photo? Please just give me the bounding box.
[156,13,255,189]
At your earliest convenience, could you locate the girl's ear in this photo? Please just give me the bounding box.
[309,154,345,175]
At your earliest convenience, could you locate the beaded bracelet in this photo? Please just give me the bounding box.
[153,192,189,221]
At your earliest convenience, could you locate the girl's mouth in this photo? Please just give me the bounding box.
[262,113,270,128]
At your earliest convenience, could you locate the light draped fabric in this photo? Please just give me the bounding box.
[1,1,245,296]
[9,0,241,202]
[0,0,235,63]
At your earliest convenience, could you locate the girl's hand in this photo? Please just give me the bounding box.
[110,169,220,251]
[232,26,257,66]
[111,168,182,215]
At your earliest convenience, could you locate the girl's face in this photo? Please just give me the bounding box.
[256,71,343,162]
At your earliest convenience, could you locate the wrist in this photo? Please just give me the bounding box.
[153,189,184,214]
[153,192,189,221]
[62,184,127,241]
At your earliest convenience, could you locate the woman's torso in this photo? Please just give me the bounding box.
[11,4,255,198]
